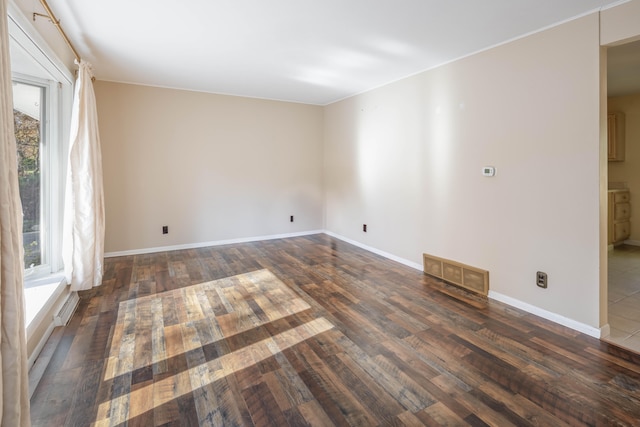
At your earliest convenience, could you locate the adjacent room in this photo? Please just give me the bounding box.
[2,0,640,425]
[606,37,640,350]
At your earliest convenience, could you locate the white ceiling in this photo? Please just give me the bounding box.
[43,0,630,105]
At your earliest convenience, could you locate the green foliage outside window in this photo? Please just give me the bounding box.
[14,109,41,269]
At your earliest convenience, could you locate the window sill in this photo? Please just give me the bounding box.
[24,272,66,332]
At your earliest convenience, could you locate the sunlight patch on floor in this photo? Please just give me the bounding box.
[95,269,330,424]
[96,316,334,425]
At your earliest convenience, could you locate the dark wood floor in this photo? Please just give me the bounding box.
[30,234,640,426]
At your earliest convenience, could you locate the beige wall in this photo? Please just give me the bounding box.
[601,0,640,46]
[609,93,640,241]
[95,82,324,253]
[324,14,603,328]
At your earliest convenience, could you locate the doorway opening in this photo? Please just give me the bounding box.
[605,38,640,353]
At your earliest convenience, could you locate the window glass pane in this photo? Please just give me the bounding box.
[12,81,44,269]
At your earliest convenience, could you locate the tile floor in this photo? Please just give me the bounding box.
[606,244,640,353]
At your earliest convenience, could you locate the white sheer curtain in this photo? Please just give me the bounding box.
[0,0,31,424]
[62,60,105,291]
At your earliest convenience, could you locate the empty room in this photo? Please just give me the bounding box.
[3,0,640,425]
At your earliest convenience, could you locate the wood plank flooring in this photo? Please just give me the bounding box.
[29,234,640,426]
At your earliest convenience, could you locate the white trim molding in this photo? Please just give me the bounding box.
[324,231,424,271]
[600,323,611,339]
[488,290,604,338]
[7,1,74,84]
[105,230,325,258]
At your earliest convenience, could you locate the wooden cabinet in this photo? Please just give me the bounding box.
[608,112,626,162]
[608,189,631,245]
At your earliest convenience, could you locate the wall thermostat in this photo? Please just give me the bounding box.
[482,166,496,177]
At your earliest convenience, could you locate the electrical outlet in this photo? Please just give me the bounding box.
[363,224,367,232]
[536,271,547,288]
[162,225,168,234]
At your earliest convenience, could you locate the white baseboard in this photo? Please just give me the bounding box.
[623,239,640,247]
[324,231,423,271]
[488,290,604,338]
[105,230,325,258]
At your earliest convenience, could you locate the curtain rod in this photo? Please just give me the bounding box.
[34,0,81,63]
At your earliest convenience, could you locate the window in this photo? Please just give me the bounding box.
[8,2,74,328]
[13,79,49,274]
